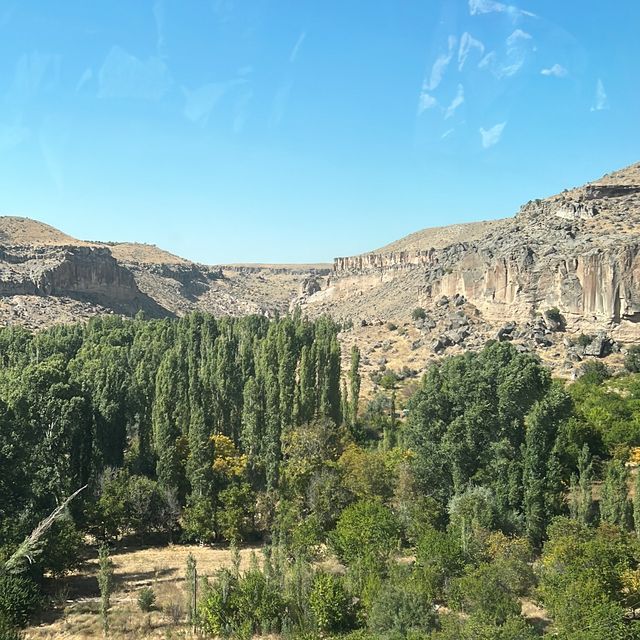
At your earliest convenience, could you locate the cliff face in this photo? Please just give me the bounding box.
[0,219,331,328]
[315,163,640,340]
[0,245,168,316]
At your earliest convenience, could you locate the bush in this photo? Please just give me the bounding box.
[163,601,183,625]
[40,519,83,578]
[137,586,156,612]
[379,371,398,390]
[367,567,436,638]
[181,497,215,544]
[577,360,611,385]
[386,323,397,331]
[576,333,594,348]
[199,568,285,637]
[218,483,256,544]
[411,307,426,321]
[0,573,40,628]
[0,617,24,640]
[308,572,354,634]
[624,345,640,373]
[125,475,164,540]
[415,527,466,601]
[544,307,565,330]
[448,563,521,625]
[332,501,401,572]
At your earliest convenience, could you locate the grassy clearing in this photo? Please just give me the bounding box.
[25,544,261,639]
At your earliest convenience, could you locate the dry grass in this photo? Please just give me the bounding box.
[25,544,262,640]
[108,243,190,265]
[0,217,90,246]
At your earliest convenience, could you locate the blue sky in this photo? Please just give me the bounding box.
[0,1,638,263]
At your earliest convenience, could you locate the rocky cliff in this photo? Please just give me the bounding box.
[0,217,331,329]
[311,163,640,333]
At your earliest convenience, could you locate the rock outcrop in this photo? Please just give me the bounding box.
[305,163,640,344]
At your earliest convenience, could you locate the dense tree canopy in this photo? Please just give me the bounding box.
[4,317,640,639]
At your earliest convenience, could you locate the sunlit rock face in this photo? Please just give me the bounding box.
[308,163,640,342]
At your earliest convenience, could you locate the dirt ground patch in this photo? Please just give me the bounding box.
[25,544,262,640]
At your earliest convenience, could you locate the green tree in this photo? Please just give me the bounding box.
[522,385,571,546]
[600,459,631,530]
[308,572,354,634]
[218,483,256,544]
[97,544,114,633]
[349,345,361,429]
[332,500,400,573]
[568,444,594,525]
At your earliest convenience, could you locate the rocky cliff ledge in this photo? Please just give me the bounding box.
[0,244,164,314]
[307,163,640,340]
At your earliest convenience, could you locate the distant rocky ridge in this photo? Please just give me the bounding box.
[307,163,640,331]
[0,217,331,328]
[1,162,639,380]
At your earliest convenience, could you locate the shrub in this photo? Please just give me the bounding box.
[386,322,397,331]
[0,573,40,628]
[576,333,594,348]
[199,568,285,637]
[40,519,83,578]
[577,360,611,385]
[308,572,354,634]
[0,617,24,640]
[137,586,156,612]
[624,345,640,373]
[411,307,426,321]
[164,601,183,625]
[415,527,466,601]
[448,563,521,625]
[367,567,436,638]
[379,371,398,390]
[235,570,284,635]
[97,544,114,633]
[218,483,256,545]
[181,497,215,544]
[332,501,400,573]
[125,475,164,540]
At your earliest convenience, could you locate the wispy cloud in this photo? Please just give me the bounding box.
[478,51,496,71]
[458,32,485,71]
[480,29,533,79]
[0,120,30,152]
[418,92,437,114]
[506,29,531,46]
[8,52,61,102]
[233,89,253,133]
[39,116,67,193]
[75,68,93,93]
[591,78,609,111]
[444,84,464,119]
[270,80,293,127]
[290,32,306,63]
[469,0,535,18]
[0,3,16,27]
[98,46,173,100]
[541,63,567,78]
[182,83,232,125]
[424,35,457,92]
[479,121,506,148]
